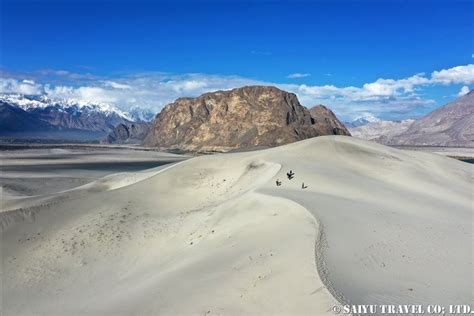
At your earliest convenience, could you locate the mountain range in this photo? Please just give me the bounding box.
[344,114,380,128]
[350,91,474,147]
[0,94,155,141]
[3,87,471,149]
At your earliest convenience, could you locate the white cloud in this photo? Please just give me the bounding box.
[104,81,131,90]
[43,85,74,99]
[364,74,428,94]
[38,69,98,81]
[287,73,311,79]
[2,64,472,121]
[44,85,118,104]
[34,73,265,112]
[280,73,431,105]
[75,87,118,103]
[0,78,43,95]
[458,85,470,96]
[431,64,474,85]
[280,82,434,120]
[168,80,208,93]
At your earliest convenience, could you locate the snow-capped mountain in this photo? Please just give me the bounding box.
[127,106,156,123]
[0,94,133,120]
[0,93,154,141]
[344,114,380,128]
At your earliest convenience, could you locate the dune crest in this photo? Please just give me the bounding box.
[2,136,472,314]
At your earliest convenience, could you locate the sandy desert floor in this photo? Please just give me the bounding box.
[392,146,474,161]
[1,136,473,315]
[0,147,187,197]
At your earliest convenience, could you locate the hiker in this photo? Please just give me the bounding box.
[287,170,295,180]
[301,182,307,189]
[276,179,282,186]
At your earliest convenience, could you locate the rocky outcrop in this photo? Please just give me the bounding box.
[308,105,351,136]
[145,86,348,152]
[103,122,151,144]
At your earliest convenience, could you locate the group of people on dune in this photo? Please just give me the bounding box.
[276,170,307,189]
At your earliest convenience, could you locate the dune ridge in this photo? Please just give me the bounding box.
[0,162,188,232]
[1,136,472,315]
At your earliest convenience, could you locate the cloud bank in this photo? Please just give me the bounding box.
[1,64,472,121]
[431,64,474,85]
[0,78,43,95]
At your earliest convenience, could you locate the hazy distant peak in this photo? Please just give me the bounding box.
[351,92,474,147]
[345,113,380,128]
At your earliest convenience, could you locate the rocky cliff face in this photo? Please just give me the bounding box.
[145,86,348,151]
[308,105,351,136]
[103,122,151,144]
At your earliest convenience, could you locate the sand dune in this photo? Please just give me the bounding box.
[0,147,186,197]
[1,136,472,315]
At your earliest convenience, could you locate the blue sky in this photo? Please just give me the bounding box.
[1,0,473,121]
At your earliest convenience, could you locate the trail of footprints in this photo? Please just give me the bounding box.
[11,177,281,290]
[10,200,190,285]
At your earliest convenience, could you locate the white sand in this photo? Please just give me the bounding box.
[0,147,186,198]
[1,136,472,315]
[391,146,474,159]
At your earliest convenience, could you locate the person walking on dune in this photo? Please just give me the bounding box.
[287,170,295,180]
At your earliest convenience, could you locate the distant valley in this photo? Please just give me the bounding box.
[349,91,474,147]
